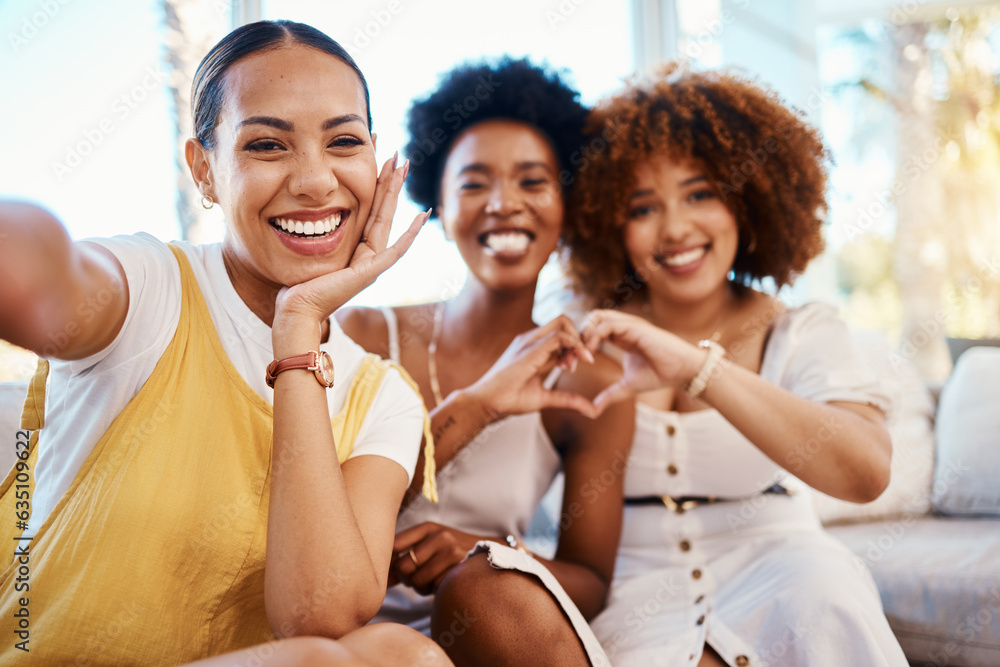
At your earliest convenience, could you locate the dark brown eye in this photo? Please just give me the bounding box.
[628,205,654,219]
[245,140,283,152]
[330,136,364,148]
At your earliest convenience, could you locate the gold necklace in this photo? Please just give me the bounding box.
[426,302,446,406]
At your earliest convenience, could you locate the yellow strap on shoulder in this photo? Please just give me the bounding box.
[20,359,49,431]
[387,360,438,503]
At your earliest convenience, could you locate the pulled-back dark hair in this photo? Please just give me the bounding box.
[403,57,587,218]
[192,19,371,149]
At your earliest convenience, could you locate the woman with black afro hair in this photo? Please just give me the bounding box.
[338,57,633,665]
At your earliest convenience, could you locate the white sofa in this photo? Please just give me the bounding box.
[525,338,1000,667]
[815,344,1000,667]
[2,345,998,667]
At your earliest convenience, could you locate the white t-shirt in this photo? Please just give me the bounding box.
[27,233,423,536]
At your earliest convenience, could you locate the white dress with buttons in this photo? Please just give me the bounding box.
[589,303,909,667]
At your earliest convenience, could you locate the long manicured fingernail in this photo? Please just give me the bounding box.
[392,151,399,170]
[423,208,432,224]
[402,159,410,179]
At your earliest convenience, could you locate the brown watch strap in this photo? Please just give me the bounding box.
[265,351,334,388]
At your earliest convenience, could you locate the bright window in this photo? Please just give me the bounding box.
[0,0,180,242]
[816,7,1000,377]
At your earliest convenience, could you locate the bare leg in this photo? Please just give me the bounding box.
[698,644,728,667]
[340,623,453,667]
[180,636,372,667]
[431,552,588,667]
[180,625,452,667]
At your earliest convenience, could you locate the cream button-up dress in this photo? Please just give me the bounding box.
[590,302,909,667]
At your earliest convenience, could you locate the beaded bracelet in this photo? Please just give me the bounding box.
[685,340,726,399]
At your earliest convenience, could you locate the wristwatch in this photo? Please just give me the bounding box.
[265,350,335,388]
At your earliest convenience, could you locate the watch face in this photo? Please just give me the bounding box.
[318,351,335,386]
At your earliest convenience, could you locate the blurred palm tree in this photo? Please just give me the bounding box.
[929,11,1000,341]
[162,0,230,243]
[832,7,1000,379]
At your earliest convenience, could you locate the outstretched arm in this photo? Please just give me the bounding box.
[0,202,128,359]
[579,309,891,503]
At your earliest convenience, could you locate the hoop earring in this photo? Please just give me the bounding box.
[201,194,214,210]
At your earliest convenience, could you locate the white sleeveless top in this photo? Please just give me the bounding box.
[372,307,562,632]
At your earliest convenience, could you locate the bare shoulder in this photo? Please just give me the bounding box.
[335,302,440,360]
[335,305,391,356]
[390,303,438,349]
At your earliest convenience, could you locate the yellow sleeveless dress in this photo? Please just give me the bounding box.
[0,245,435,665]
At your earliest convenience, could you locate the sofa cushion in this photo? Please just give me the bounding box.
[932,347,1000,516]
[828,517,1000,667]
[812,332,936,525]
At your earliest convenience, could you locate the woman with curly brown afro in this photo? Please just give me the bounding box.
[564,63,908,666]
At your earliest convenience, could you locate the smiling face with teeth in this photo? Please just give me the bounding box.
[624,157,740,306]
[186,44,376,315]
[438,120,563,293]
